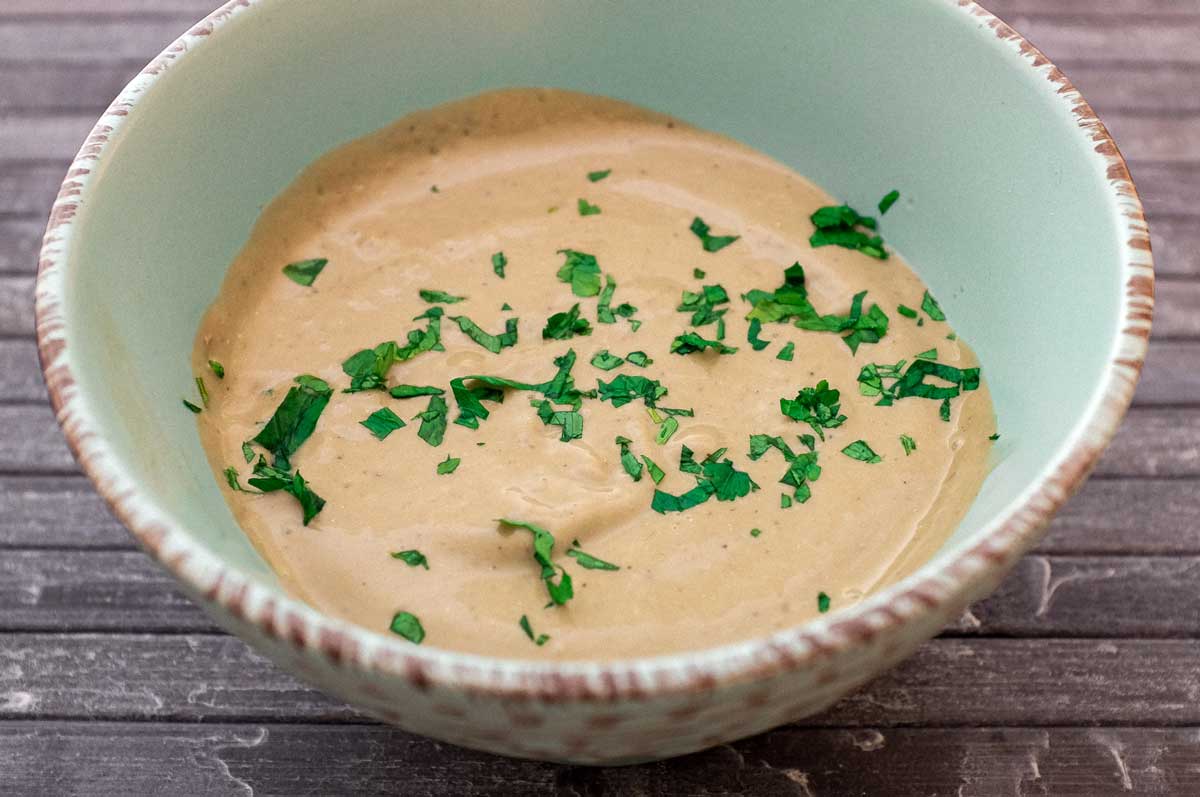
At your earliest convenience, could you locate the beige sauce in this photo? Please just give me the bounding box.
[192,89,993,660]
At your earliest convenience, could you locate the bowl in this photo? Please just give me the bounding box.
[34,0,1152,764]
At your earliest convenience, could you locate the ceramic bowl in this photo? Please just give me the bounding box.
[35,0,1151,764]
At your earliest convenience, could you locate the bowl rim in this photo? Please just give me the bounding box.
[34,0,1153,702]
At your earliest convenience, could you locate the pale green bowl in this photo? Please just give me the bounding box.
[35,0,1151,763]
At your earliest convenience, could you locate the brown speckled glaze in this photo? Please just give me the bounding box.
[34,0,1152,763]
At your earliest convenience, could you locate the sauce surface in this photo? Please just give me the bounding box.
[192,89,994,660]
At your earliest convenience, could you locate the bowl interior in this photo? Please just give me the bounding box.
[61,1,1125,597]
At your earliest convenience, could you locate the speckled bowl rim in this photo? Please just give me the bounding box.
[35,0,1152,702]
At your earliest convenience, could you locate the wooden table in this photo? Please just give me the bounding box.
[2,2,1198,793]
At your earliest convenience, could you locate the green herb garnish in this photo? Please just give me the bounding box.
[436,455,461,475]
[857,357,980,414]
[897,304,918,319]
[598,373,667,408]
[817,592,831,613]
[842,440,882,463]
[690,216,739,252]
[360,407,406,440]
[342,310,444,392]
[750,528,762,538]
[520,614,550,646]
[251,375,333,469]
[809,204,887,259]
[415,395,449,447]
[900,434,916,456]
[747,319,770,351]
[743,264,888,353]
[670,331,738,355]
[651,450,758,514]
[392,550,429,569]
[591,350,624,371]
[389,384,445,399]
[195,377,210,409]
[693,268,706,279]
[183,399,202,414]
[921,290,946,321]
[450,315,519,353]
[641,454,666,484]
[915,348,937,360]
[596,275,638,325]
[989,432,1000,441]
[615,436,643,481]
[940,398,952,422]
[543,304,593,339]
[282,257,328,286]
[556,249,602,297]
[776,342,795,361]
[419,289,466,304]
[223,466,250,492]
[655,415,680,444]
[247,456,325,525]
[497,518,574,606]
[389,611,425,644]
[587,169,611,182]
[208,360,225,379]
[878,189,900,214]
[780,380,846,440]
[241,441,254,463]
[567,546,620,571]
[626,351,652,367]
[748,434,821,504]
[533,399,584,442]
[577,198,602,216]
[678,283,730,327]
[492,251,507,278]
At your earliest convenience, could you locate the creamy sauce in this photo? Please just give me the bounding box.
[192,89,994,660]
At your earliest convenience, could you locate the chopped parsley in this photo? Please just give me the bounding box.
[878,189,900,214]
[497,518,574,606]
[492,251,507,279]
[247,456,325,525]
[577,198,602,216]
[900,434,917,455]
[743,264,888,353]
[251,375,333,470]
[389,384,445,398]
[556,249,602,297]
[857,357,980,415]
[596,275,638,325]
[808,204,887,259]
[591,350,624,371]
[419,289,466,304]
[940,399,952,422]
[747,319,770,351]
[195,377,210,409]
[670,331,738,355]
[597,373,667,408]
[567,545,620,571]
[915,348,937,360]
[817,592,831,613]
[678,283,730,327]
[223,466,249,492]
[436,455,461,475]
[182,399,202,414]
[655,415,680,444]
[282,257,328,286]
[587,169,611,182]
[921,290,946,321]
[842,440,882,463]
[780,380,846,440]
[415,394,449,447]
[208,360,225,379]
[450,315,519,353]
[450,350,588,431]
[690,216,739,252]
[520,615,550,646]
[389,611,425,644]
[651,449,758,514]
[897,304,918,319]
[626,351,652,367]
[392,550,429,569]
[641,455,666,484]
[989,432,1000,441]
[776,341,795,361]
[241,441,254,463]
[748,433,821,504]
[360,407,406,440]
[533,399,584,442]
[342,310,444,392]
[693,268,706,279]
[750,528,762,538]
[543,304,593,339]
[615,436,643,481]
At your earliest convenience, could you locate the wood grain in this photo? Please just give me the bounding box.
[3,634,1199,728]
[0,477,126,548]
[0,722,1192,797]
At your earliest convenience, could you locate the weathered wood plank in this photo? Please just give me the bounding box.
[2,634,1198,728]
[0,477,126,548]
[0,64,137,112]
[2,547,1197,637]
[0,162,61,216]
[0,340,44,401]
[0,219,43,273]
[0,405,1192,477]
[0,722,1194,797]
[990,0,1200,14]
[1065,63,1200,114]
[5,474,1195,555]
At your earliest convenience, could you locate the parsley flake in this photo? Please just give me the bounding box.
[842,440,882,463]
[655,415,680,444]
[182,399,202,414]
[878,189,900,215]
[743,264,888,353]
[591,350,624,371]
[415,395,449,447]
[747,319,771,351]
[195,377,210,409]
[361,407,406,440]
[897,304,918,319]
[436,455,461,475]
[282,258,328,286]
[450,315,519,353]
[208,360,225,379]
[389,384,445,399]
[420,289,466,304]
[520,614,550,646]
[989,432,1000,441]
[780,381,846,440]
[670,331,738,355]
[247,457,325,525]
[651,450,758,514]
[693,268,706,279]
[626,351,652,367]
[598,374,667,408]
[392,550,429,569]
[776,342,795,362]
[615,436,643,481]
[587,169,611,182]
[748,433,821,504]
[223,466,250,492]
[915,348,937,360]
[389,611,425,644]
[251,375,333,469]
[577,198,602,216]
[809,204,887,259]
[690,216,739,252]
[241,442,254,463]
[556,249,602,297]
[492,251,507,279]
[543,304,593,339]
[921,290,946,321]
[817,592,831,613]
[750,528,762,538]
[900,434,917,456]
[497,519,574,606]
[567,546,620,571]
[678,283,730,327]
[641,454,666,484]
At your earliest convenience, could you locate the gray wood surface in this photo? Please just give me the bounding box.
[1,1,1198,794]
